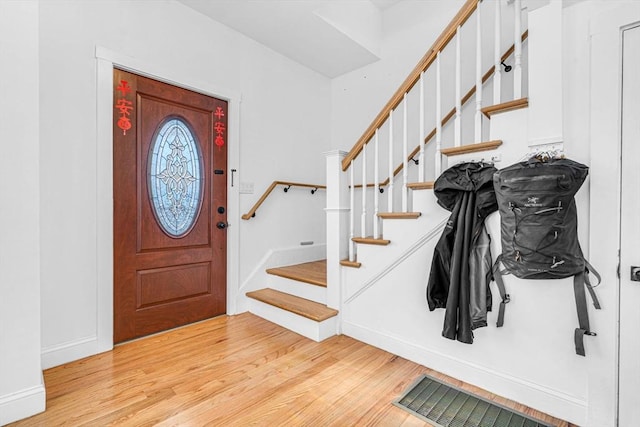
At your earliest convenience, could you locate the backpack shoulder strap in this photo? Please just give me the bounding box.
[573,260,602,357]
[492,255,510,327]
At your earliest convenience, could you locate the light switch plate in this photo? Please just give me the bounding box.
[239,182,254,194]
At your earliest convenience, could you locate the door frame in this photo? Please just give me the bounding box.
[95,46,241,353]
[589,3,640,426]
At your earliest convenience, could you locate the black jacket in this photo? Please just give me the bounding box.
[426,162,498,344]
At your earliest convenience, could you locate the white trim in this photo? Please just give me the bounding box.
[344,217,447,303]
[88,45,242,364]
[0,374,46,426]
[527,135,563,147]
[588,4,640,426]
[41,335,99,370]
[343,321,587,425]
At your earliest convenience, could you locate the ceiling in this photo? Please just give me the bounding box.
[177,0,404,78]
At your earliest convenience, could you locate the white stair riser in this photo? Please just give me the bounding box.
[266,274,327,304]
[248,299,338,342]
[409,189,441,215]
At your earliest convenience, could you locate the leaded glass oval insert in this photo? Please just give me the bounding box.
[148,117,203,238]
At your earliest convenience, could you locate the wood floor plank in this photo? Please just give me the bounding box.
[10,313,572,427]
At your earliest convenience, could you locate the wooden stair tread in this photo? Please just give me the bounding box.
[377,212,421,219]
[482,97,529,118]
[266,260,326,287]
[246,288,338,322]
[440,140,503,157]
[407,181,435,190]
[352,237,391,245]
[340,259,362,268]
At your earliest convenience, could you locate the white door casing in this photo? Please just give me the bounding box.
[618,23,640,427]
[588,3,640,426]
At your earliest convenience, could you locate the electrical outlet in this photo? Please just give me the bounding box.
[239,182,254,194]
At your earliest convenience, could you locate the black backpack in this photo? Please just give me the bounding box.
[492,157,601,356]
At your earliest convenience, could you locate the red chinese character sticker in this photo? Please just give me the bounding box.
[116,80,131,96]
[115,98,133,135]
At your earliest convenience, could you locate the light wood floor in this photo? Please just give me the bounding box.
[11,313,572,426]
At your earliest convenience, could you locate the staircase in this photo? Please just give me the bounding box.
[243,0,582,423]
[246,260,339,341]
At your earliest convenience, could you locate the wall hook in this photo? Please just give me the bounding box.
[501,61,512,72]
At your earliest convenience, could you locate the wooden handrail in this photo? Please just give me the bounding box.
[349,30,529,188]
[341,0,479,171]
[241,181,326,220]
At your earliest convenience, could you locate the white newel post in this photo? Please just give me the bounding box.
[325,150,349,322]
[528,0,563,146]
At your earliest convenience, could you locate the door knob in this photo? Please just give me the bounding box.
[631,266,640,282]
[216,221,228,230]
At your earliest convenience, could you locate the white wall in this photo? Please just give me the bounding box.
[38,0,330,366]
[330,0,465,152]
[0,1,46,424]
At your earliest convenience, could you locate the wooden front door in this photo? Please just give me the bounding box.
[113,69,227,343]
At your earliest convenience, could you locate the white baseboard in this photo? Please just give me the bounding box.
[41,335,112,369]
[342,321,587,426]
[0,373,46,425]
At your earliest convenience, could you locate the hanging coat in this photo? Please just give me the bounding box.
[426,162,498,344]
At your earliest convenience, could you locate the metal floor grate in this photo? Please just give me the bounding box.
[393,375,553,427]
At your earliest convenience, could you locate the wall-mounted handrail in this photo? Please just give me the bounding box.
[349,30,529,190]
[341,0,480,172]
[241,181,326,220]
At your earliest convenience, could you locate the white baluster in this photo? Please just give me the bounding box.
[455,25,462,147]
[436,52,442,176]
[494,0,502,104]
[402,93,408,213]
[387,110,394,212]
[514,0,522,99]
[475,0,482,143]
[361,142,367,238]
[373,130,380,239]
[418,71,425,182]
[349,160,355,262]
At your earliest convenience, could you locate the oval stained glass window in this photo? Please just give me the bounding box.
[148,117,203,238]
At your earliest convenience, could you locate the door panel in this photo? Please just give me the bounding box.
[619,23,640,426]
[114,69,227,343]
